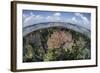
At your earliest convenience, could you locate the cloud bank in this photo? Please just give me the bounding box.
[23,11,90,30]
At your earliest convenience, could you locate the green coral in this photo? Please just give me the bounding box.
[43,49,54,61]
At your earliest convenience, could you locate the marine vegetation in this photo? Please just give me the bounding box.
[23,27,91,62]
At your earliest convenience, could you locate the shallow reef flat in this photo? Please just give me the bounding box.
[23,23,91,62]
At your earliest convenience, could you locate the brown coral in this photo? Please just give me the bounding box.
[47,30,73,49]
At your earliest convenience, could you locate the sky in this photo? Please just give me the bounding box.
[22,10,91,29]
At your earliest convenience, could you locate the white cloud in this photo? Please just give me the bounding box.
[23,12,62,27]
[24,15,34,24]
[82,16,89,24]
[23,12,46,27]
[23,14,28,18]
[46,12,61,21]
[74,13,90,29]
[35,15,44,19]
[46,16,51,20]
[30,12,34,16]
[22,14,29,21]
[72,17,77,23]
[23,12,35,24]
[74,13,89,24]
[53,12,61,16]
[74,13,81,16]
